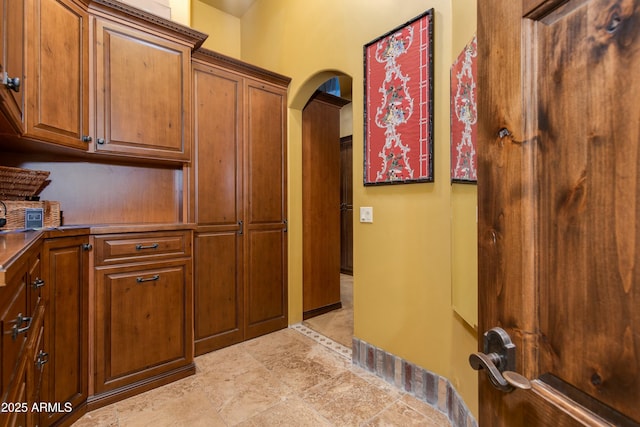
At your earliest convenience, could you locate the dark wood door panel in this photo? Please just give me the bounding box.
[95,261,190,392]
[340,135,353,275]
[478,0,640,424]
[245,228,287,339]
[245,83,286,225]
[194,232,243,354]
[192,64,242,226]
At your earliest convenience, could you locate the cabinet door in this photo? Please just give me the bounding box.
[93,17,191,161]
[0,0,25,132]
[194,232,242,354]
[25,0,89,149]
[95,260,192,393]
[41,235,88,427]
[244,80,288,339]
[192,62,244,354]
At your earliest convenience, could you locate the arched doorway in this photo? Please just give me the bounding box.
[292,72,354,348]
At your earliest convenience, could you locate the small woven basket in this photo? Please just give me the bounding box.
[3,200,61,229]
[0,166,50,200]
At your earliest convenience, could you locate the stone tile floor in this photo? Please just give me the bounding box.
[73,327,451,426]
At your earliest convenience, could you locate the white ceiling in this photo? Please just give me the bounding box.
[200,0,257,17]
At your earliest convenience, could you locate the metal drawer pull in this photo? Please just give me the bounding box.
[32,278,45,289]
[135,243,159,250]
[136,274,160,283]
[36,351,49,369]
[11,314,32,340]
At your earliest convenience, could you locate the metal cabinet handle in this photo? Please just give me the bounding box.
[96,138,106,145]
[136,243,159,250]
[81,135,92,143]
[32,278,45,289]
[469,327,531,392]
[36,351,49,369]
[238,220,243,235]
[4,73,20,92]
[136,274,160,283]
[11,314,32,340]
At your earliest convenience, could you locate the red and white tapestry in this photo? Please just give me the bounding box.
[450,35,478,183]
[364,10,434,185]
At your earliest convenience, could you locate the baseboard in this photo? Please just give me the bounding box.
[303,302,342,320]
[87,363,196,411]
[352,337,477,427]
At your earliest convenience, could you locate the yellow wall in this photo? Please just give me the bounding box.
[169,0,190,26]
[237,0,479,416]
[190,0,241,57]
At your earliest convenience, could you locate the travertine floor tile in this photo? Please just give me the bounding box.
[236,396,332,427]
[70,405,118,427]
[362,400,445,427]
[73,326,452,427]
[302,371,399,426]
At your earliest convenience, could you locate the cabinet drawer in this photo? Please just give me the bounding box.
[94,231,191,265]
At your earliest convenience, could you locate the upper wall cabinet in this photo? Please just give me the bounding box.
[0,0,26,133]
[89,0,206,162]
[25,0,90,150]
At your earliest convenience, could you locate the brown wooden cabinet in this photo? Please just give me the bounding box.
[191,50,289,355]
[302,92,349,318]
[41,234,89,427]
[90,4,198,162]
[0,0,25,133]
[24,0,90,149]
[0,240,45,427]
[91,231,194,407]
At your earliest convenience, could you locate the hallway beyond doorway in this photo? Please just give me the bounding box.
[302,274,353,348]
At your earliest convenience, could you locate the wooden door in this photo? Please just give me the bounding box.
[25,0,89,149]
[477,0,640,425]
[191,61,244,354]
[340,135,353,275]
[243,79,288,339]
[302,92,348,318]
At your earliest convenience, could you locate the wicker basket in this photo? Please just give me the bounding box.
[2,200,61,230]
[0,166,50,201]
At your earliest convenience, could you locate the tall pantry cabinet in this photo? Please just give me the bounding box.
[190,50,290,355]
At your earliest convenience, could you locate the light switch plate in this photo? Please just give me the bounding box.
[360,206,373,223]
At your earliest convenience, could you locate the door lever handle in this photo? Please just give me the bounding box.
[469,352,531,392]
[469,327,531,393]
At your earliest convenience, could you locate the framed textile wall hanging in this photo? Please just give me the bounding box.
[363,9,434,186]
[450,34,478,183]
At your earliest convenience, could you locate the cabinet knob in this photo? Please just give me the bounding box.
[81,135,92,143]
[4,73,20,92]
[32,278,45,289]
[82,243,93,251]
[97,138,106,145]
